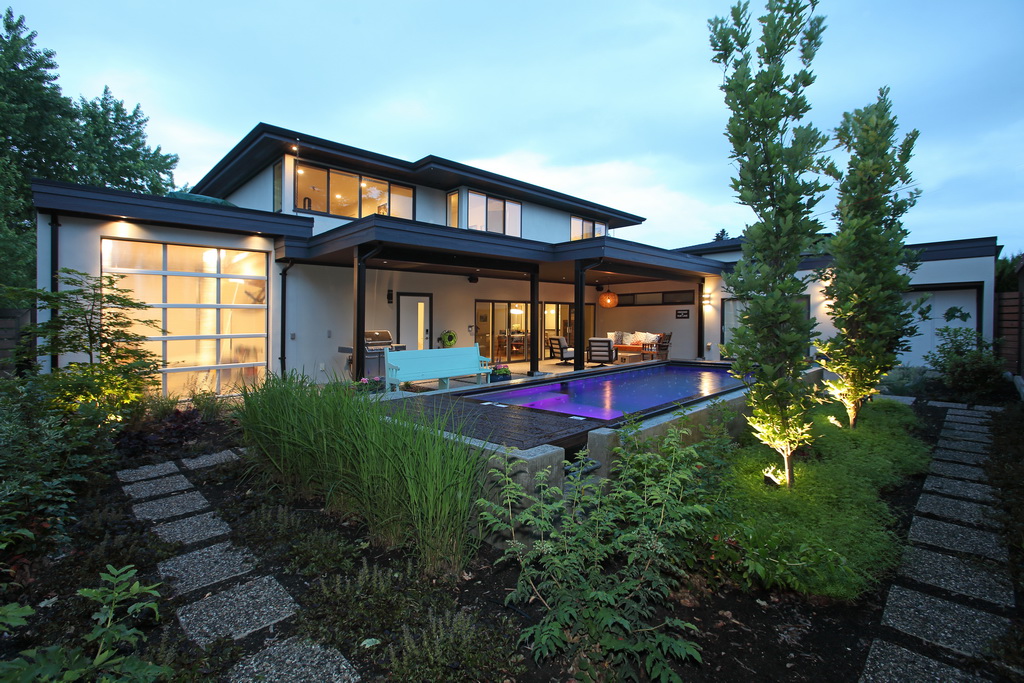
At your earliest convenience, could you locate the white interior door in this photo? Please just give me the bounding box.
[398,294,432,350]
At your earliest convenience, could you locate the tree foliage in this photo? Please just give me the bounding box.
[0,8,177,292]
[709,0,830,487]
[816,88,924,428]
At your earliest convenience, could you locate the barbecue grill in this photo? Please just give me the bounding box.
[339,330,406,378]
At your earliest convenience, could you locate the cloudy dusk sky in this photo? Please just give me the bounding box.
[23,0,1024,255]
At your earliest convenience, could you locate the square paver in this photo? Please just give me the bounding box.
[927,401,969,409]
[935,439,989,455]
[943,414,990,427]
[947,408,991,419]
[932,448,988,466]
[882,587,1011,659]
[940,429,992,444]
[159,541,254,595]
[132,491,210,521]
[116,461,181,483]
[941,420,990,434]
[228,637,360,683]
[916,493,998,529]
[860,639,987,683]
[181,449,240,471]
[971,405,1005,413]
[899,546,1013,608]
[908,517,1007,563]
[928,461,986,482]
[152,512,231,545]
[177,575,297,646]
[123,474,194,501]
[923,476,995,504]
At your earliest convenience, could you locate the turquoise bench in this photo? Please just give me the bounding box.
[384,344,491,391]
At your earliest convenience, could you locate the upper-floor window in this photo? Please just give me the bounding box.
[571,217,607,241]
[447,191,459,228]
[467,191,521,236]
[294,162,413,219]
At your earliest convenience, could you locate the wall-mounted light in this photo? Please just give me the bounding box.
[387,289,393,304]
[701,293,712,306]
[598,290,619,308]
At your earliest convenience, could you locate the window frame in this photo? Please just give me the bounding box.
[293,161,414,220]
[465,190,521,236]
[570,216,607,241]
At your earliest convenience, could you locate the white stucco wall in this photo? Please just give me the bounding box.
[225,164,275,212]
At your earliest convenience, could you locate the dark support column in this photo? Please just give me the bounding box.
[353,243,382,380]
[529,271,540,375]
[573,260,599,371]
[697,279,706,360]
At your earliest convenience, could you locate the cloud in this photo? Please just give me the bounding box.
[465,150,752,249]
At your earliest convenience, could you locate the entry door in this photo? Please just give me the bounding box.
[397,293,432,350]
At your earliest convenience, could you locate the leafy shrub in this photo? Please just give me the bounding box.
[877,365,930,396]
[924,309,1006,400]
[0,565,170,681]
[479,426,705,682]
[712,400,930,599]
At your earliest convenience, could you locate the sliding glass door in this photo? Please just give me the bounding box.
[475,301,532,362]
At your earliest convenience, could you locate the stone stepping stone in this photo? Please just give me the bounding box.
[940,420,990,435]
[177,575,297,647]
[875,395,915,405]
[947,408,991,419]
[882,586,1011,660]
[935,439,989,455]
[132,491,210,522]
[181,449,241,471]
[116,461,180,483]
[158,541,255,595]
[943,413,990,427]
[228,637,360,682]
[122,474,194,501]
[928,461,986,483]
[899,546,1014,608]
[923,476,995,504]
[859,639,987,682]
[932,448,988,466]
[971,405,1004,413]
[153,512,231,545]
[927,400,969,409]
[939,429,992,444]
[916,493,998,529]
[908,517,1007,563]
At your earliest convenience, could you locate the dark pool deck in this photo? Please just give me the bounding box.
[391,392,608,450]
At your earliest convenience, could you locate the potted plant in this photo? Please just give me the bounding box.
[490,363,512,382]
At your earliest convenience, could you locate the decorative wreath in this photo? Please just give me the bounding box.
[438,329,458,348]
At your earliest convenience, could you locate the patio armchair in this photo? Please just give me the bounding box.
[641,332,672,361]
[587,337,618,366]
[548,336,575,365]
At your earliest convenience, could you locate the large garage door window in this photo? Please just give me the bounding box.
[101,239,268,396]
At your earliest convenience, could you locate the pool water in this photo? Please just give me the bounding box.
[469,364,742,420]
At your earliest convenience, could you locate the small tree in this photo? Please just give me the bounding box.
[816,88,924,428]
[8,269,162,416]
[709,0,830,487]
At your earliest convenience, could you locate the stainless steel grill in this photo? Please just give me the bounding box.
[340,330,406,378]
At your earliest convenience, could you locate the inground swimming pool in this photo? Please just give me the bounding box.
[464,362,744,421]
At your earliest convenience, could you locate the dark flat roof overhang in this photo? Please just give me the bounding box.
[193,123,645,229]
[32,180,313,238]
[275,216,723,285]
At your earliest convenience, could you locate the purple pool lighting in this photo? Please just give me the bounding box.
[472,364,742,420]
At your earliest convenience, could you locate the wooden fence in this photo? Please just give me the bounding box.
[996,292,1022,375]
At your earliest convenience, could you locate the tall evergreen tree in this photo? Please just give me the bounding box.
[74,86,177,195]
[0,7,76,291]
[817,88,923,428]
[0,8,178,293]
[709,0,830,488]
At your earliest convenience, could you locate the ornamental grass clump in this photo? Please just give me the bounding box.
[237,372,487,576]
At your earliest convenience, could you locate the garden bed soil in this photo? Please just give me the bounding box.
[1,392,1016,682]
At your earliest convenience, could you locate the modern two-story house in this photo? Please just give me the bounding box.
[32,123,1001,396]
